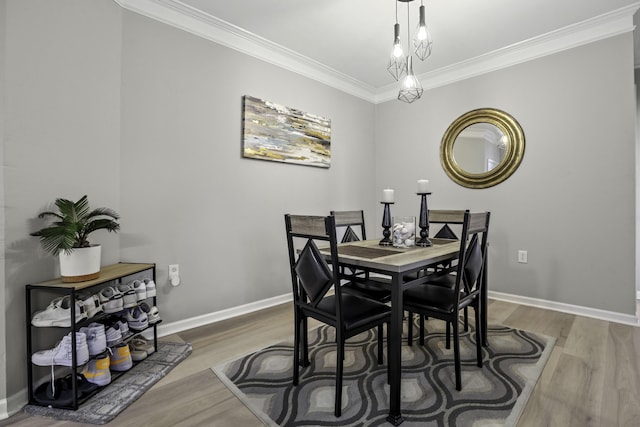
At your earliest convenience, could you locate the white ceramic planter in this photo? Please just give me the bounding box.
[59,245,101,282]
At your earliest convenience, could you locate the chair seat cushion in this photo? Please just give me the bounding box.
[342,278,391,302]
[316,294,390,331]
[404,284,457,314]
[424,273,456,289]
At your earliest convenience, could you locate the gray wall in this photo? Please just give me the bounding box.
[375,33,636,315]
[118,11,376,323]
[3,0,123,404]
[0,0,7,407]
[0,0,637,415]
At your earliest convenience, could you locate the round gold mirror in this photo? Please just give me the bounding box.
[440,108,525,189]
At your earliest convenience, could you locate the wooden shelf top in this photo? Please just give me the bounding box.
[28,263,155,290]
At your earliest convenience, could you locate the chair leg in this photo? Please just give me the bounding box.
[463,307,469,332]
[419,314,425,346]
[407,312,413,346]
[302,316,310,366]
[446,321,451,349]
[386,322,391,385]
[453,318,461,391]
[475,303,483,367]
[293,311,300,385]
[335,338,344,417]
[377,324,384,364]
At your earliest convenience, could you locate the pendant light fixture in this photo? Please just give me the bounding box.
[388,0,432,103]
[387,1,407,81]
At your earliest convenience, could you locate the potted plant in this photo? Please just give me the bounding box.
[30,195,120,282]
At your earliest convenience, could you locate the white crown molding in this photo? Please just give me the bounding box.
[113,0,377,102]
[378,3,640,102]
[489,290,639,327]
[114,0,639,104]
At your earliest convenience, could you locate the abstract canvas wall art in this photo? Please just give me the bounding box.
[242,95,331,168]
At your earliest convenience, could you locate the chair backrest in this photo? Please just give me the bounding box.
[330,210,366,242]
[429,209,468,240]
[285,214,343,314]
[454,211,491,299]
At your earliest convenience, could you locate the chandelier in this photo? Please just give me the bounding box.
[387,0,433,103]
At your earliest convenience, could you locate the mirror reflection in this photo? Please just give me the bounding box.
[452,123,506,174]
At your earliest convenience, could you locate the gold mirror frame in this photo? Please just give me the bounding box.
[440,108,525,189]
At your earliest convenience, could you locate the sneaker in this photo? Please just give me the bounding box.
[132,280,146,301]
[130,337,155,356]
[114,319,132,339]
[82,352,111,386]
[139,302,161,325]
[109,343,133,371]
[124,306,148,331]
[79,323,107,356]
[116,283,138,309]
[99,287,123,314]
[32,332,89,366]
[77,292,103,319]
[144,278,156,298]
[105,325,123,347]
[31,296,86,327]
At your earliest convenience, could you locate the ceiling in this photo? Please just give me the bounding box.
[120,0,640,101]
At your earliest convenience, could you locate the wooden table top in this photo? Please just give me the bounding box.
[323,239,460,274]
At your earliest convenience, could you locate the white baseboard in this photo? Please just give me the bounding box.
[155,293,292,338]
[489,290,639,326]
[0,388,28,421]
[637,290,640,300]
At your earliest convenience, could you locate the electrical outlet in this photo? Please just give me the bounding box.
[518,250,528,263]
[169,264,179,276]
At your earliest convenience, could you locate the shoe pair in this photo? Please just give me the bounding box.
[130,337,155,361]
[79,323,107,356]
[139,302,161,324]
[31,332,89,366]
[33,373,98,406]
[31,296,86,327]
[131,278,156,301]
[123,306,149,331]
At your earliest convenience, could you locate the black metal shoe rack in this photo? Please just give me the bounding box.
[25,262,158,410]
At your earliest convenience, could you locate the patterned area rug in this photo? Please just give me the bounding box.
[213,320,554,426]
[24,341,192,425]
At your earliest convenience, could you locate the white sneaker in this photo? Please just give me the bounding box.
[82,353,111,386]
[32,332,89,366]
[124,306,148,331]
[105,325,123,347]
[132,280,146,301]
[79,323,107,356]
[99,287,123,314]
[139,302,161,325]
[31,296,86,327]
[144,278,156,298]
[109,343,133,372]
[116,283,138,309]
[77,292,103,319]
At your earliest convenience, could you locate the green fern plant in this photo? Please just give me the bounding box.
[30,195,120,256]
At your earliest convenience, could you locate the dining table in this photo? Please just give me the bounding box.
[322,237,489,425]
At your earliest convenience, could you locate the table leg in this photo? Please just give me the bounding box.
[387,273,404,425]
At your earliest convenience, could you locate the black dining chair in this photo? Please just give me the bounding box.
[284,214,391,417]
[330,210,392,303]
[403,211,490,391]
[408,209,469,344]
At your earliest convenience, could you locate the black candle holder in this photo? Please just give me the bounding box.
[379,202,394,246]
[416,192,432,247]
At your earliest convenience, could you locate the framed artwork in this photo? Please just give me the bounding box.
[242,95,331,168]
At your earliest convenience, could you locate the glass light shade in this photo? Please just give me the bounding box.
[398,56,423,103]
[387,23,407,81]
[413,5,433,61]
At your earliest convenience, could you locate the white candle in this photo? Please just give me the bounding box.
[417,179,430,193]
[382,189,394,203]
